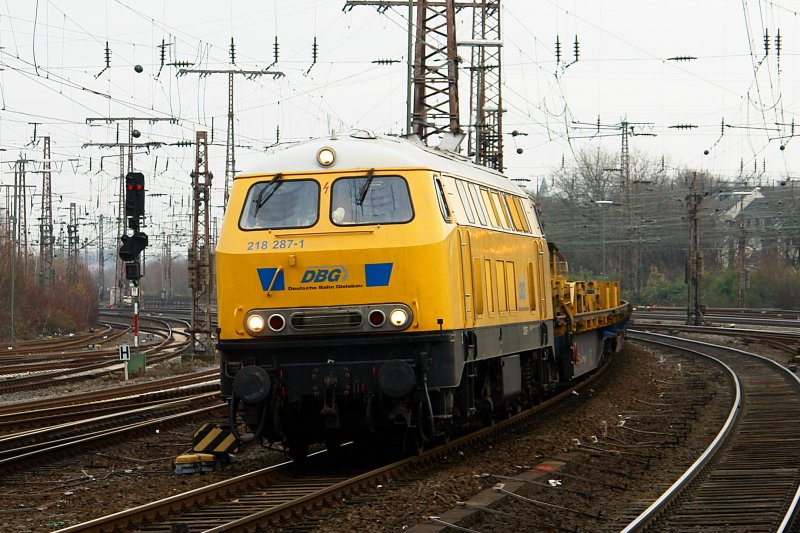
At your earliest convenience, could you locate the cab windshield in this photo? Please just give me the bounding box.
[240,178,320,230]
[330,174,413,225]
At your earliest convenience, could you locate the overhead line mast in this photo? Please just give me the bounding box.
[344,0,503,165]
[178,39,284,210]
[39,136,54,289]
[466,1,503,170]
[188,131,214,359]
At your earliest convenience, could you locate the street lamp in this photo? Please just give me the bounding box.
[596,200,613,276]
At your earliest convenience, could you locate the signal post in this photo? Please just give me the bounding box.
[119,171,149,376]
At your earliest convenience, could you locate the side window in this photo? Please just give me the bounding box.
[239,178,320,230]
[467,183,488,226]
[509,195,531,233]
[455,180,475,223]
[435,177,452,223]
[480,188,500,227]
[504,194,522,231]
[490,191,510,229]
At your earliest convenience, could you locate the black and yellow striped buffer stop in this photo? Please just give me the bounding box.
[192,423,239,455]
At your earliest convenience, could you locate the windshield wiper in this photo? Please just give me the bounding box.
[355,168,375,207]
[253,173,283,212]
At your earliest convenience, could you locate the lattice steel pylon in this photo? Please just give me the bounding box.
[466,1,503,170]
[188,131,214,358]
[67,202,79,283]
[15,160,28,266]
[412,0,463,145]
[345,1,501,162]
[226,72,235,209]
[39,136,54,288]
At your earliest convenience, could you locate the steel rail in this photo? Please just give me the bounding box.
[0,398,223,470]
[53,358,614,533]
[622,330,800,532]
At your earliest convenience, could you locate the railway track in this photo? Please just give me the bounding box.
[53,358,614,533]
[0,370,218,428]
[0,314,192,394]
[0,397,223,472]
[621,330,800,532]
[634,306,800,328]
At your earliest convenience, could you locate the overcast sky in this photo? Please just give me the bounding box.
[0,0,797,246]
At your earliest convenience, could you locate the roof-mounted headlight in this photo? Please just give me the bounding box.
[317,147,336,167]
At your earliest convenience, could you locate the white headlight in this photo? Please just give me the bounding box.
[246,314,266,333]
[389,308,409,327]
[317,147,335,167]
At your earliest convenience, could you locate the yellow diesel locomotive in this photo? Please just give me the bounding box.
[215,131,630,457]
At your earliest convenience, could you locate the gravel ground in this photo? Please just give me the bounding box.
[0,337,739,532]
[304,341,730,533]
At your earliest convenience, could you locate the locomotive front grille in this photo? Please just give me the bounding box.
[290,310,363,331]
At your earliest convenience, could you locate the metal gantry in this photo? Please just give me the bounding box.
[466,0,503,170]
[411,0,462,145]
[345,0,501,163]
[188,131,214,358]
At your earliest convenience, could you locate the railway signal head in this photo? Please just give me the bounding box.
[119,231,148,262]
[125,172,146,226]
[124,260,141,281]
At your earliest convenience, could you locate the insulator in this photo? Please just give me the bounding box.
[230,37,236,64]
[555,35,561,64]
[764,29,770,55]
[312,36,318,63]
[273,36,279,64]
[573,35,580,62]
[776,28,782,57]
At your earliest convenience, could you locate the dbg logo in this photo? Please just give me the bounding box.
[301,266,348,283]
